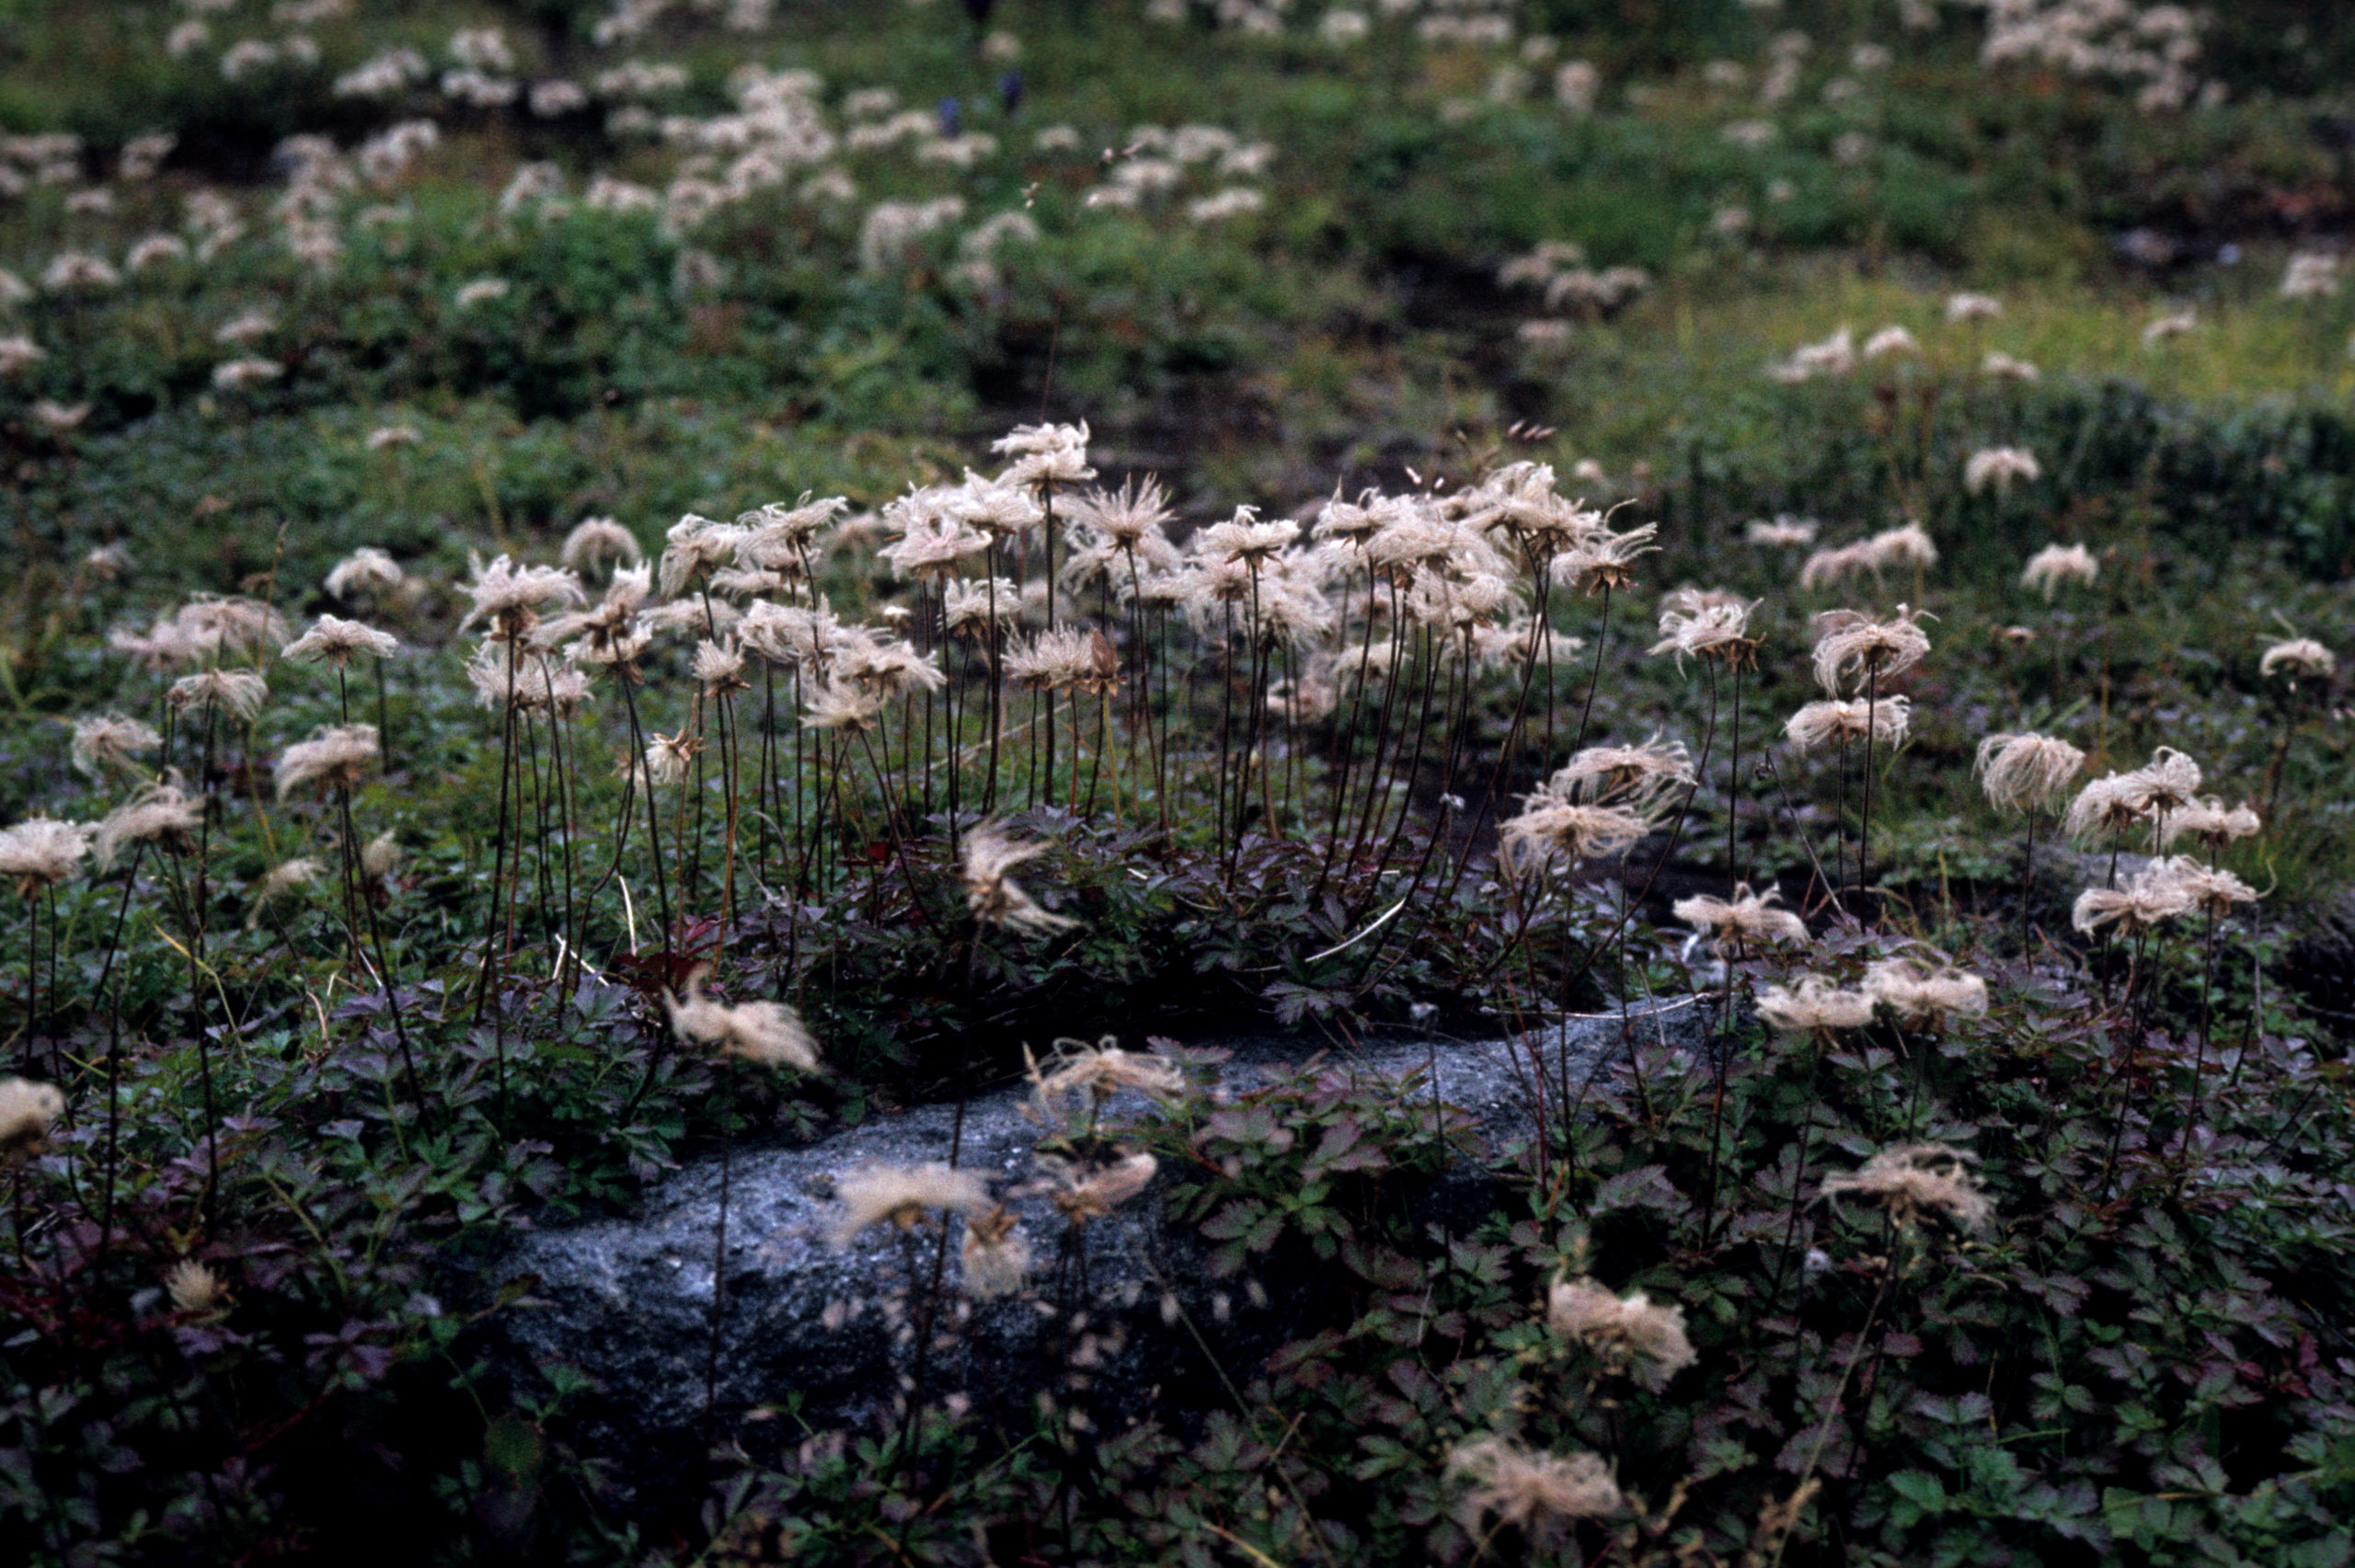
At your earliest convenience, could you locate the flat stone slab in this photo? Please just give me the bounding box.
[473,998,1712,1516]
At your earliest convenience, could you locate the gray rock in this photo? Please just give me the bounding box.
[472,997,1713,1517]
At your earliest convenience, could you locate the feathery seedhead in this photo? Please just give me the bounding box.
[1545,1277,1696,1390]
[830,1162,992,1247]
[167,669,270,723]
[1864,956,1989,1028]
[960,822,1077,936]
[0,818,89,895]
[1784,696,1911,751]
[2020,544,2098,600]
[1648,589,1760,670]
[1672,883,1809,955]
[1551,734,1693,807]
[324,545,404,601]
[1499,794,1653,877]
[1,1078,64,1161]
[1446,1437,1624,1538]
[1044,1150,1158,1226]
[2145,856,2260,917]
[642,729,702,786]
[1004,627,1104,692]
[1031,1037,1185,1115]
[2260,636,2335,684]
[2159,796,2260,853]
[1973,731,2085,813]
[560,517,642,572]
[167,1259,232,1316]
[657,512,746,600]
[282,614,398,668]
[959,1206,1031,1299]
[254,857,323,909]
[664,966,821,1072]
[70,714,159,780]
[362,833,402,881]
[1820,1143,1991,1231]
[838,638,948,700]
[1747,515,1819,547]
[275,724,378,797]
[1550,513,1658,595]
[692,638,749,696]
[2119,747,2201,818]
[734,494,849,561]
[1870,521,1938,572]
[1197,506,1300,569]
[2071,863,2194,935]
[2062,773,2143,843]
[460,553,583,640]
[800,677,885,733]
[1965,445,2041,495]
[95,783,202,868]
[1757,974,1876,1034]
[1810,605,1931,694]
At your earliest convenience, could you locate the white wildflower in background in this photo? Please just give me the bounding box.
[1981,350,2039,381]
[454,278,511,308]
[2143,307,2198,347]
[2020,543,2097,598]
[2280,252,2338,300]
[325,547,405,601]
[1946,292,2003,323]
[1964,446,2040,495]
[212,359,282,390]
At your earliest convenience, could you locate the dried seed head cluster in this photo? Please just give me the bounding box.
[0,1077,64,1161]
[1864,956,1989,1028]
[1648,589,1760,670]
[166,1259,232,1316]
[1549,734,1694,807]
[665,967,821,1072]
[830,1162,993,1247]
[1446,1437,1625,1538]
[1031,1038,1185,1114]
[324,546,405,602]
[2020,543,2098,600]
[1810,606,1932,693]
[70,714,161,780]
[281,614,398,668]
[1974,731,2085,813]
[2160,797,2261,853]
[2071,864,2195,936]
[1672,884,1808,955]
[960,822,1077,936]
[560,517,643,572]
[1757,974,1876,1034]
[1964,445,2041,495]
[2260,636,2335,683]
[959,1205,1031,1299]
[95,783,203,868]
[1045,1150,1159,1226]
[0,818,91,894]
[1499,792,1654,877]
[1785,695,1911,751]
[167,669,270,723]
[1820,1142,1991,1231]
[275,724,379,797]
[1545,1276,1696,1390]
